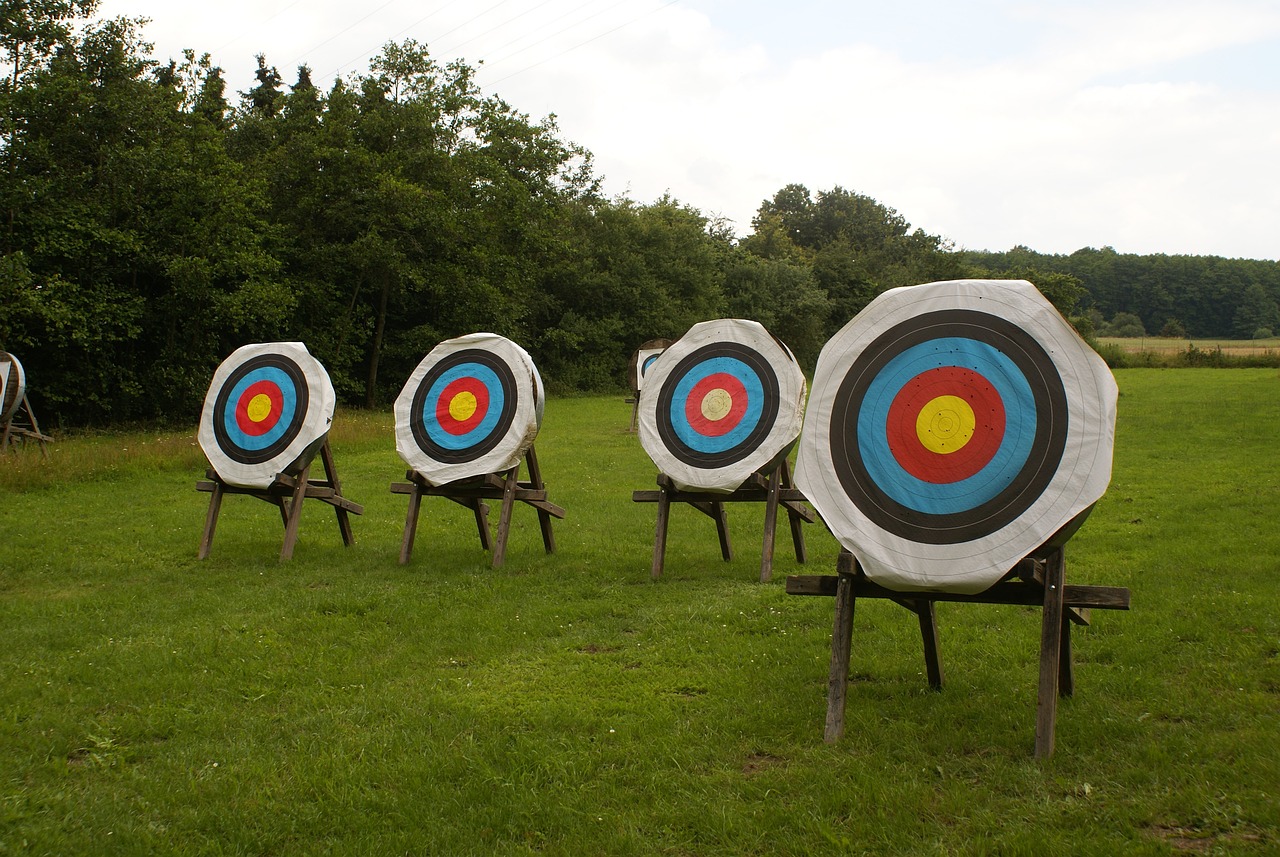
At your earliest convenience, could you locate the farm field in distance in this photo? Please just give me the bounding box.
[1,369,1278,855]
[1100,336,1280,355]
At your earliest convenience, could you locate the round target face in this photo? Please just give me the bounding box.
[796,280,1117,593]
[395,333,543,486]
[628,338,674,392]
[198,342,336,489]
[639,319,807,493]
[1,352,26,424]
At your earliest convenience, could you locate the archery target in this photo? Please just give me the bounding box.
[635,348,666,392]
[796,279,1118,594]
[395,333,544,486]
[627,338,673,392]
[1,352,25,423]
[198,342,336,489]
[638,318,807,493]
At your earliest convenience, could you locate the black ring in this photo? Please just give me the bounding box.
[211,354,309,466]
[409,348,519,465]
[654,341,781,469]
[829,309,1069,544]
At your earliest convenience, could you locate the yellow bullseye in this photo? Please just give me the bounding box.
[916,395,976,454]
[701,388,733,422]
[246,393,274,423]
[448,391,478,423]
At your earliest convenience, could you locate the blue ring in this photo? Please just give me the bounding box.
[419,363,506,451]
[221,366,298,452]
[856,338,1036,515]
[668,356,765,454]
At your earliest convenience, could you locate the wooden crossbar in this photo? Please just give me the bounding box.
[787,549,1130,758]
[391,445,564,568]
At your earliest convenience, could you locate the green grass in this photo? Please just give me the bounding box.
[2,372,1278,855]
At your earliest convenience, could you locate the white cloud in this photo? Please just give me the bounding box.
[92,0,1280,258]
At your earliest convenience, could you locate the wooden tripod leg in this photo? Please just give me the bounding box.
[473,500,492,551]
[825,568,857,744]
[24,397,49,460]
[320,441,355,546]
[525,446,557,554]
[1035,547,1067,759]
[492,464,519,568]
[760,465,781,583]
[651,483,671,580]
[198,480,225,560]
[713,502,732,561]
[916,600,944,689]
[782,460,807,564]
[280,465,310,561]
[399,483,424,565]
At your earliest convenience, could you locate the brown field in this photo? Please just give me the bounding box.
[1099,336,1280,355]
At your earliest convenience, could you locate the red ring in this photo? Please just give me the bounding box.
[684,372,748,437]
[435,377,490,435]
[886,366,1005,483]
[235,380,284,436]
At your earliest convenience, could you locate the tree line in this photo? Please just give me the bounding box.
[3,3,1277,428]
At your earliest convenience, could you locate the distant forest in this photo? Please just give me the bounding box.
[4,3,1279,427]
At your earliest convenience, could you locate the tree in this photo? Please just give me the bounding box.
[744,184,963,336]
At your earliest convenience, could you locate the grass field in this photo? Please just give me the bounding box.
[2,370,1278,855]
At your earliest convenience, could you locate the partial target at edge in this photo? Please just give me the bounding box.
[1,352,26,424]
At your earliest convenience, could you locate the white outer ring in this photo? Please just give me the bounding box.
[795,280,1118,593]
[198,342,336,490]
[639,318,807,493]
[394,333,544,486]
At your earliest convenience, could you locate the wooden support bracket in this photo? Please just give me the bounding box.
[633,460,815,582]
[787,549,1130,757]
[195,439,363,560]
[391,445,564,568]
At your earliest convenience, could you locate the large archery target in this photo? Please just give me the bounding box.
[639,319,807,493]
[395,333,544,486]
[198,342,336,489]
[796,279,1118,593]
[1,352,26,423]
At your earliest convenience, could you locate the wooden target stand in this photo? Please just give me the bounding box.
[633,460,815,582]
[1,394,53,458]
[391,446,565,568]
[786,546,1130,758]
[196,440,363,561]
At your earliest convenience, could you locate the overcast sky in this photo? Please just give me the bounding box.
[93,0,1280,260]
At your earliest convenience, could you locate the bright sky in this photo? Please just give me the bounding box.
[94,0,1280,260]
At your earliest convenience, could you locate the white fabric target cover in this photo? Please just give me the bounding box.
[638,318,808,493]
[198,342,336,489]
[1,352,26,423]
[796,279,1118,593]
[394,332,544,486]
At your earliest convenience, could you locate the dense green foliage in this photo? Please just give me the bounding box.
[966,245,1280,341]
[3,5,1277,428]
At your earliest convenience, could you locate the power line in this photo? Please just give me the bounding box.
[484,0,680,86]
